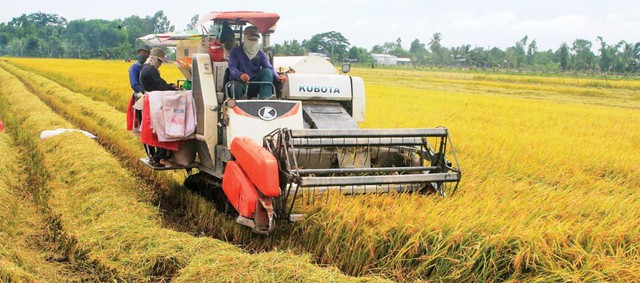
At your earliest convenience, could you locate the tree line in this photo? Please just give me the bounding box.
[2,12,639,75]
[274,33,640,75]
[0,11,174,59]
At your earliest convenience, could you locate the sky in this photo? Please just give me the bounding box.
[2,0,639,51]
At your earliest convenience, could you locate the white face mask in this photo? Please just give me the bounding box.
[147,56,162,68]
[243,40,260,60]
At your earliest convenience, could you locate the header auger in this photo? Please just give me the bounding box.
[264,128,461,224]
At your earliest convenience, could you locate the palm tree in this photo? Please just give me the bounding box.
[558,43,570,71]
[429,32,444,65]
[620,41,640,73]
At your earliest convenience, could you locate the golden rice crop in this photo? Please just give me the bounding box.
[7,58,183,112]
[0,63,377,282]
[354,67,640,89]
[351,68,640,109]
[4,58,640,281]
[472,71,640,89]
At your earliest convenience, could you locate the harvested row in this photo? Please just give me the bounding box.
[0,131,61,281]
[5,59,640,281]
[0,94,121,281]
[0,65,377,282]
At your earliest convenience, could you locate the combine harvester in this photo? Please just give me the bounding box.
[138,11,461,234]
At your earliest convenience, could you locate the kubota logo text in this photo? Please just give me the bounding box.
[298,84,341,94]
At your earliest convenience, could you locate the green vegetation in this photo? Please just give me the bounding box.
[0,11,174,59]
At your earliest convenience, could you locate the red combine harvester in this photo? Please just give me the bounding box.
[137,11,461,234]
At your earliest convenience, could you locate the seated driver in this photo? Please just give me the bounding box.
[227,26,287,99]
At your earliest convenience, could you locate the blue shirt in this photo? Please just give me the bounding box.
[128,62,144,93]
[228,43,278,81]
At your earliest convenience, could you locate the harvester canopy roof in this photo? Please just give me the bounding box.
[137,30,202,47]
[196,11,280,33]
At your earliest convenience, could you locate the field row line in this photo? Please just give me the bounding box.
[364,68,640,90]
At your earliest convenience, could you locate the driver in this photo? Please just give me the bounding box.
[227,26,287,99]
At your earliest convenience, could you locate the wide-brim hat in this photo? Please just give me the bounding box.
[150,47,167,62]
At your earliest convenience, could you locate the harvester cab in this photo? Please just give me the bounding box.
[137,11,461,234]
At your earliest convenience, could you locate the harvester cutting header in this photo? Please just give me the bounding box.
[136,11,461,234]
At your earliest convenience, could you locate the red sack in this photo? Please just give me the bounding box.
[126,95,135,131]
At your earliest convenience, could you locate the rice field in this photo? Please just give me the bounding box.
[0,61,377,282]
[1,57,639,282]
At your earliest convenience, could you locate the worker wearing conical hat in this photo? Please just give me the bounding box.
[139,47,180,167]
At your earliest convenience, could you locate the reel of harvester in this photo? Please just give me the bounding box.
[264,127,462,222]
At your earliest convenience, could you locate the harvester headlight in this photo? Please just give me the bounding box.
[225,98,237,108]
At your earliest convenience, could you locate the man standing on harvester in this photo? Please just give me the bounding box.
[126,44,150,134]
[227,26,287,99]
[139,47,179,167]
[140,48,178,93]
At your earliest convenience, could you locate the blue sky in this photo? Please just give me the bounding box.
[2,0,638,51]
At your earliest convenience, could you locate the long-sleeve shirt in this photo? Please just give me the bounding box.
[128,62,144,93]
[228,43,278,81]
[139,64,175,92]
